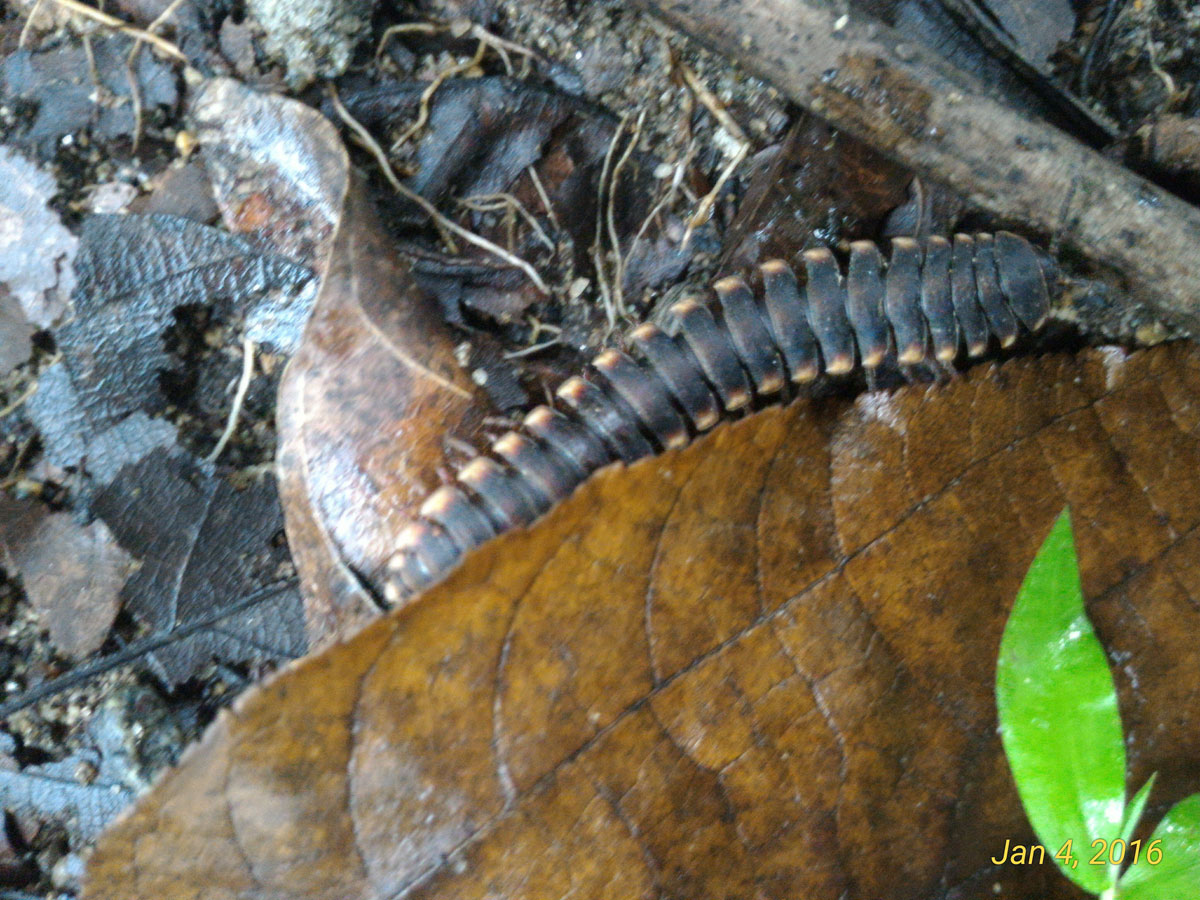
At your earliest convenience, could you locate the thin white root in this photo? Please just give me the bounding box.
[43,0,188,61]
[207,335,256,465]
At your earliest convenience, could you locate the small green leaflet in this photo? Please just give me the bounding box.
[1119,775,1156,848]
[1117,794,1200,900]
[996,509,1126,894]
[996,508,1200,899]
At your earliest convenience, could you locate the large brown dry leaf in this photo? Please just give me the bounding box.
[86,343,1200,900]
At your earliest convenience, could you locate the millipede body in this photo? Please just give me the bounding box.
[387,231,1055,600]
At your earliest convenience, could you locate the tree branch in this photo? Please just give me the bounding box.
[633,0,1200,335]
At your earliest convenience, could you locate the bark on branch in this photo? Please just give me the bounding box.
[634,0,1200,335]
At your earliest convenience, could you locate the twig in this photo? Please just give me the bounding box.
[377,19,541,73]
[683,140,748,245]
[0,381,39,420]
[503,337,563,359]
[42,0,187,62]
[0,580,299,721]
[328,87,550,295]
[376,20,442,56]
[0,435,35,491]
[677,59,750,145]
[1145,31,1181,109]
[525,165,561,234]
[206,334,256,464]
[328,84,457,252]
[463,24,541,69]
[676,60,751,245]
[628,137,696,267]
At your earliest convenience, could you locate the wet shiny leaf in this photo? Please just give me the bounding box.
[997,509,1126,893]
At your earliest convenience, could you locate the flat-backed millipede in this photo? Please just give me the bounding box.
[386,231,1055,599]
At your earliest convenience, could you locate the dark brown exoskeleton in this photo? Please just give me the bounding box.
[387,231,1056,599]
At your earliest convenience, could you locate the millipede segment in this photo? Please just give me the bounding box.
[387,231,1056,598]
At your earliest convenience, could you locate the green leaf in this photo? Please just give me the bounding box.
[996,509,1127,894]
[1116,794,1200,899]
[1120,776,1157,847]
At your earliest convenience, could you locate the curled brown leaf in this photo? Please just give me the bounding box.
[277,178,487,644]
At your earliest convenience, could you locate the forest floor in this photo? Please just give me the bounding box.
[1,0,1198,895]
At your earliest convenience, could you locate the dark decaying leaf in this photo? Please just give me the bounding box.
[720,116,915,267]
[0,729,134,849]
[190,78,487,645]
[0,286,34,377]
[278,180,487,644]
[26,213,310,483]
[277,67,731,644]
[89,449,305,684]
[0,35,178,158]
[336,75,693,325]
[0,146,77,330]
[400,77,585,206]
[85,342,1200,900]
[192,78,346,274]
[0,497,131,659]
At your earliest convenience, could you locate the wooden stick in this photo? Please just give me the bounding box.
[633,0,1200,334]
